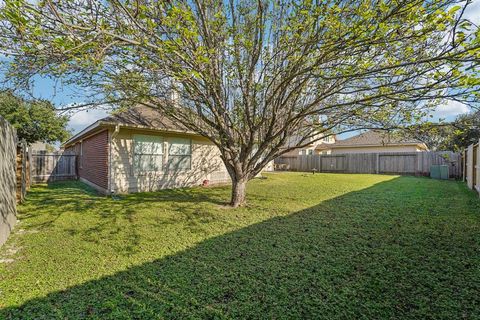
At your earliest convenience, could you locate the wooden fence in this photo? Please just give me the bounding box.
[275,151,462,178]
[464,140,480,195]
[0,116,18,247]
[31,152,77,183]
[16,141,31,203]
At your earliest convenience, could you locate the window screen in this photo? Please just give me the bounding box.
[168,137,191,170]
[133,135,164,172]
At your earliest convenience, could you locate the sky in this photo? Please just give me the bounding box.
[2,0,480,137]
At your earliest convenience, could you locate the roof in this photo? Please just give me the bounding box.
[63,105,193,147]
[100,105,188,132]
[316,130,428,150]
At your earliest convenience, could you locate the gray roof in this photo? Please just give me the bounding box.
[315,130,427,151]
[100,105,188,132]
[334,130,422,146]
[63,105,192,147]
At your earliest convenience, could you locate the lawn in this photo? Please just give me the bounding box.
[0,173,479,319]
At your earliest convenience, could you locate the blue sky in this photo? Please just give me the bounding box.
[3,0,480,137]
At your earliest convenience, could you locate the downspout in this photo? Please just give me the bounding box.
[109,124,120,195]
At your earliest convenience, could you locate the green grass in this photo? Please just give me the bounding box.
[0,173,479,319]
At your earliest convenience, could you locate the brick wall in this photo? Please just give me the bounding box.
[65,130,109,191]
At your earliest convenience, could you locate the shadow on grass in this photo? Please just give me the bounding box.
[2,177,480,319]
[20,180,229,232]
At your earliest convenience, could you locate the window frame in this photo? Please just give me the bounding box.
[167,137,192,171]
[132,134,165,173]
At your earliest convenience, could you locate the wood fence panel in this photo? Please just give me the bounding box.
[16,142,29,203]
[474,143,479,193]
[320,155,346,172]
[346,153,377,173]
[0,116,17,247]
[275,151,463,178]
[466,145,474,189]
[463,141,479,196]
[31,152,77,183]
[378,153,417,174]
[417,151,462,178]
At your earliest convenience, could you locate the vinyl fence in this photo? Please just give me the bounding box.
[275,151,462,178]
[0,116,17,247]
[464,140,480,195]
[31,151,77,183]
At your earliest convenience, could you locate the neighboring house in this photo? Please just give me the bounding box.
[63,106,260,194]
[282,133,337,156]
[30,141,47,151]
[29,141,57,152]
[315,130,428,154]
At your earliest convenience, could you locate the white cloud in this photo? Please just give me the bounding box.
[464,0,480,24]
[434,100,470,119]
[68,108,110,134]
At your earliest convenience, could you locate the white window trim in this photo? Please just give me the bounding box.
[132,134,165,174]
[167,137,192,171]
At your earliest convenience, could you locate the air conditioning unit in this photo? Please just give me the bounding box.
[430,165,449,180]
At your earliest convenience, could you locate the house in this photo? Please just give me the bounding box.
[282,133,337,156]
[315,130,428,154]
[63,106,245,194]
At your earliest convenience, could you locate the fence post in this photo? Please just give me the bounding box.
[417,152,422,176]
[466,145,474,189]
[16,142,28,203]
[476,139,480,194]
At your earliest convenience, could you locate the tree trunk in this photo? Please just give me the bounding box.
[230,178,247,207]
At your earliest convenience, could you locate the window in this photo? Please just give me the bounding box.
[308,149,313,155]
[133,135,164,172]
[168,137,191,170]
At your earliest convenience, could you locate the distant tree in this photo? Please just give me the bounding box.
[445,111,480,151]
[0,90,70,144]
[0,0,479,206]
[400,110,480,151]
[400,122,455,151]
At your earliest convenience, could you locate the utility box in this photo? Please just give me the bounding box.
[430,165,449,180]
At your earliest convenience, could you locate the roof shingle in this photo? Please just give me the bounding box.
[100,105,188,132]
[333,130,422,146]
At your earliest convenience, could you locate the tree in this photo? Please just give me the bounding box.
[0,0,479,206]
[444,111,480,151]
[0,90,70,144]
[400,122,455,151]
[401,110,480,151]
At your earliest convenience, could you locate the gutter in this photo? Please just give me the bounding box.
[108,124,120,195]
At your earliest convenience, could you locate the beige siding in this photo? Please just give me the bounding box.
[330,145,422,154]
[263,160,275,172]
[111,128,230,193]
